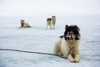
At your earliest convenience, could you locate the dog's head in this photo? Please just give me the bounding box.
[64,25,80,40]
[52,16,56,19]
[20,20,24,23]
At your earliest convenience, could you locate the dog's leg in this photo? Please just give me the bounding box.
[53,43,61,55]
[46,22,49,29]
[50,24,54,30]
[23,23,27,28]
[68,54,75,62]
[52,24,55,30]
[50,24,52,30]
[26,23,31,28]
[51,24,55,30]
[74,54,80,62]
[50,25,52,29]
[54,38,62,56]
[54,24,55,30]
[27,24,31,28]
[19,27,24,28]
[46,25,48,29]
[50,19,54,30]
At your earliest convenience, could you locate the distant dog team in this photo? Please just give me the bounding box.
[19,16,56,29]
[19,17,81,63]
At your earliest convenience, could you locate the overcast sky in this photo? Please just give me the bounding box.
[0,0,100,16]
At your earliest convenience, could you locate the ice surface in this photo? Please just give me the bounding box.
[0,15,100,67]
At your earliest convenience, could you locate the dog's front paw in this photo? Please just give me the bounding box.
[57,52,62,56]
[69,58,80,63]
[74,59,80,63]
[69,59,75,62]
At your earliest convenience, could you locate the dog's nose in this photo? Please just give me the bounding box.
[67,37,70,40]
[66,36,71,40]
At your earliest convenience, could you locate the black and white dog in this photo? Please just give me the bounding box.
[46,16,56,30]
[54,25,80,62]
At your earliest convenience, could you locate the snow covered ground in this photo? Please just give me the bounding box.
[0,15,100,67]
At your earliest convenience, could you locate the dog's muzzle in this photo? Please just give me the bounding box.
[66,36,73,40]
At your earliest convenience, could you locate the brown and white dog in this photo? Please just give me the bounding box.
[53,25,81,62]
[46,16,56,30]
[19,20,31,28]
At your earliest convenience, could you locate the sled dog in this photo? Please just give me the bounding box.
[20,20,31,28]
[54,25,80,62]
[46,16,56,30]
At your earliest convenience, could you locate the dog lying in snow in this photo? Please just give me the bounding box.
[53,25,80,62]
[19,20,31,28]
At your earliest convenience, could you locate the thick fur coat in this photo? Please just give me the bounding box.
[46,16,56,30]
[20,20,31,28]
[53,25,80,62]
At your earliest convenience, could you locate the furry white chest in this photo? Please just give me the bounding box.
[61,38,80,58]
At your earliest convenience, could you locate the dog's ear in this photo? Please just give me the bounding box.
[74,25,80,31]
[65,25,68,30]
[20,20,24,21]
